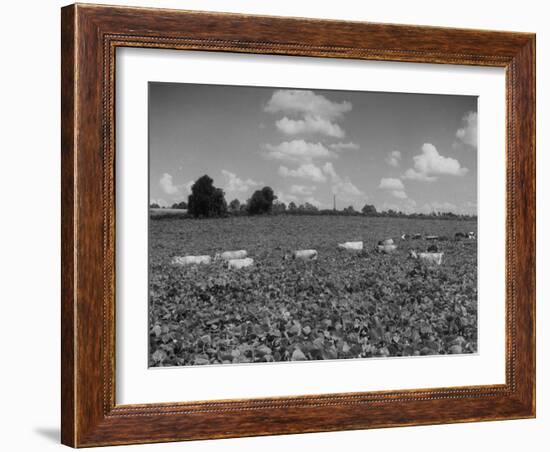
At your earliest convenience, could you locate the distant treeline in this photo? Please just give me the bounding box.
[150,174,477,221]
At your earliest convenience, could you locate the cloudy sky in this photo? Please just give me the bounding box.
[149,82,477,214]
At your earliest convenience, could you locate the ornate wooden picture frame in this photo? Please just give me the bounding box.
[61,3,535,447]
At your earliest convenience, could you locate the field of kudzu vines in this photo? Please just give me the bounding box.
[149,215,478,367]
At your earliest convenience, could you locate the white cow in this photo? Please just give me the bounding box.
[467,231,476,239]
[227,257,254,269]
[172,255,212,266]
[377,244,397,254]
[287,249,318,261]
[338,241,363,251]
[409,250,444,265]
[214,250,247,261]
[377,238,396,253]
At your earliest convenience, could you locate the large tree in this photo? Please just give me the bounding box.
[228,198,241,213]
[361,204,377,216]
[247,186,276,215]
[187,175,227,218]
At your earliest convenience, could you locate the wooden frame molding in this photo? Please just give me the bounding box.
[61,3,535,447]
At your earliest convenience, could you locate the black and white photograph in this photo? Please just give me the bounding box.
[148,82,479,367]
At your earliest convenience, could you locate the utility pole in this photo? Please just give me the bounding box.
[333,194,336,211]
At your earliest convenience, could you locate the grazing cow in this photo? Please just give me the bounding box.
[401,234,410,240]
[408,250,444,265]
[425,235,439,241]
[338,241,363,251]
[467,231,476,239]
[412,233,422,240]
[227,257,254,269]
[214,250,247,261]
[455,232,467,239]
[286,249,318,261]
[377,239,397,253]
[172,255,212,266]
[377,244,397,254]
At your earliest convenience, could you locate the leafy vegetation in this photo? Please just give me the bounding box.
[187,175,227,218]
[149,215,477,367]
[247,186,276,215]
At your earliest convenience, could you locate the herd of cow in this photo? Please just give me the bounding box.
[171,230,476,269]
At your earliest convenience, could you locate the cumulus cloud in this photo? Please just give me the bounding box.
[385,150,402,167]
[322,162,364,200]
[290,184,316,196]
[264,140,335,163]
[403,143,468,182]
[276,115,345,138]
[392,190,408,199]
[276,192,299,205]
[159,173,179,195]
[279,163,327,182]
[265,89,352,120]
[329,142,359,151]
[403,168,438,182]
[379,177,407,199]
[379,177,404,190]
[322,161,338,180]
[183,180,194,195]
[455,111,478,148]
[221,169,261,193]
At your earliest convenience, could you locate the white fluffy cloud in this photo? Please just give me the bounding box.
[290,185,316,196]
[221,169,261,193]
[265,140,335,163]
[385,150,402,167]
[329,142,359,151]
[276,192,299,205]
[403,143,468,182]
[379,177,407,199]
[183,180,194,195]
[322,161,338,180]
[159,173,179,195]
[276,115,345,138]
[279,163,327,182]
[265,89,352,120]
[323,162,364,200]
[403,168,437,182]
[379,177,404,190]
[392,190,408,199]
[278,162,364,202]
[456,111,478,148]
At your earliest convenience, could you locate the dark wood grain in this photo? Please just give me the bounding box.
[61,3,536,447]
[60,5,76,447]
